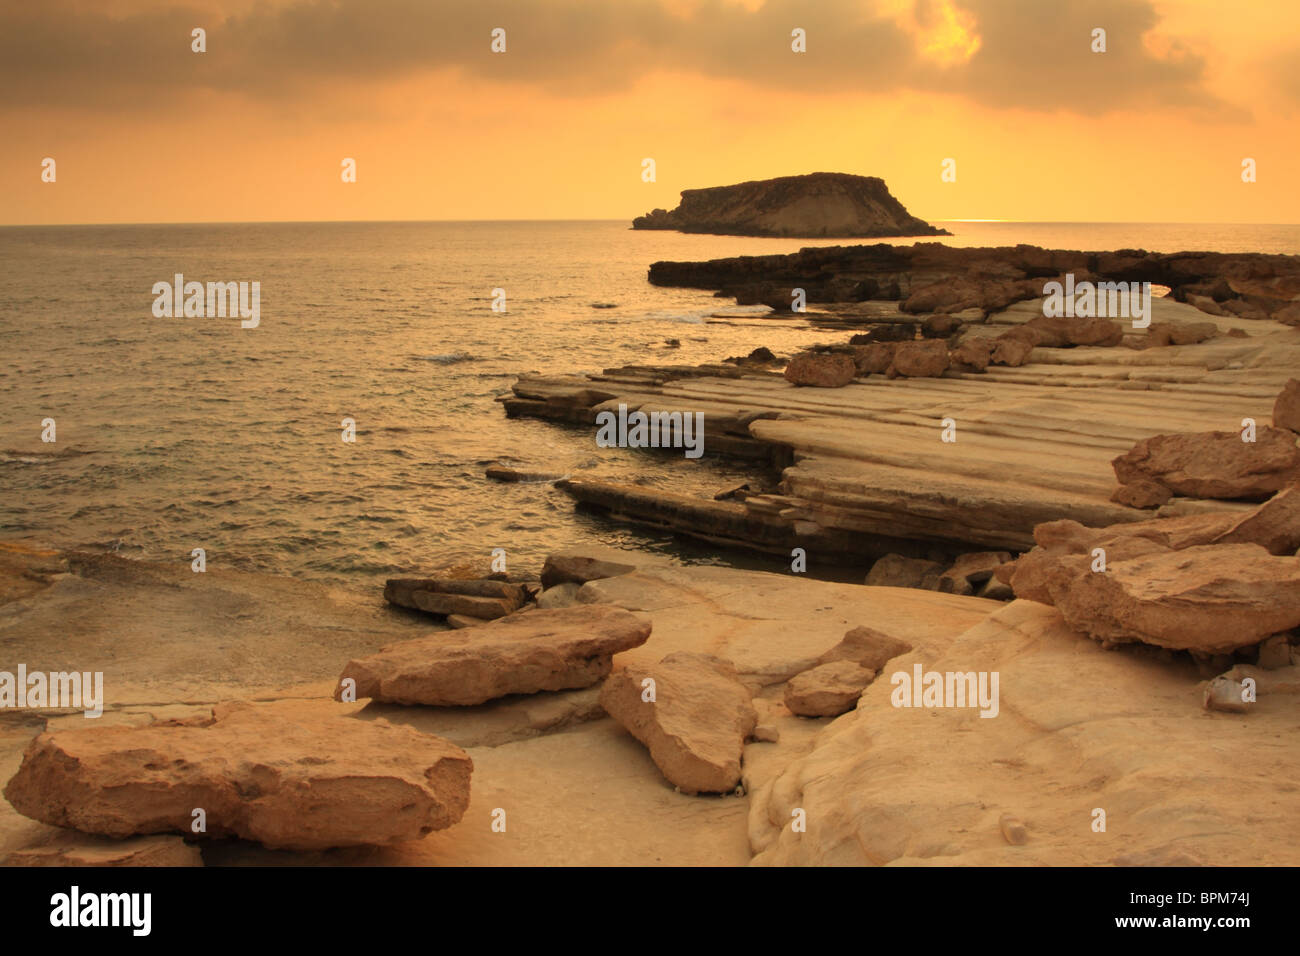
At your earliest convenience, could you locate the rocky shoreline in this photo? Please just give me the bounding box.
[2,241,1299,867]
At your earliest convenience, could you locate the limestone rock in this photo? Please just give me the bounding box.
[865,554,945,590]
[949,338,993,371]
[1257,634,1292,670]
[851,342,897,375]
[1275,379,1300,433]
[1023,313,1124,347]
[385,577,526,619]
[940,551,1013,591]
[990,334,1034,367]
[412,591,514,620]
[1213,485,1300,554]
[1203,676,1252,714]
[600,652,757,795]
[817,626,913,672]
[887,340,950,378]
[784,661,876,717]
[536,581,582,609]
[1112,428,1300,500]
[1111,479,1172,509]
[337,605,652,706]
[999,813,1029,845]
[539,552,637,590]
[1050,544,1300,653]
[2,702,473,850]
[784,352,856,388]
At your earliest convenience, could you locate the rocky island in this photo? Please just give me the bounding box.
[632,172,951,239]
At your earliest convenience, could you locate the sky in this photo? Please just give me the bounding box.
[2,0,1298,225]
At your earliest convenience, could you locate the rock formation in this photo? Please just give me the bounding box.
[600,651,757,794]
[632,173,949,239]
[3,702,473,850]
[337,605,652,706]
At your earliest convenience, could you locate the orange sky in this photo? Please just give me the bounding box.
[2,0,1298,225]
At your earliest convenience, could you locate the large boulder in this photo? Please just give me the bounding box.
[2,702,473,850]
[784,353,856,388]
[599,652,756,794]
[1112,428,1300,500]
[337,605,652,706]
[1047,544,1300,653]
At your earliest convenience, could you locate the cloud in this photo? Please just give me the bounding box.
[0,0,1234,115]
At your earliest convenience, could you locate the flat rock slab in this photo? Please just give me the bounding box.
[601,652,757,795]
[2,701,472,851]
[337,605,652,707]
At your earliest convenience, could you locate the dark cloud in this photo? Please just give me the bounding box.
[0,0,1232,115]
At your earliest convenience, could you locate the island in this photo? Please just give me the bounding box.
[632,172,951,239]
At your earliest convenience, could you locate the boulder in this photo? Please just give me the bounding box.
[2,702,473,850]
[851,342,897,375]
[784,660,876,717]
[784,352,856,388]
[535,581,581,609]
[539,552,636,590]
[1049,544,1300,653]
[1111,479,1172,509]
[385,577,527,618]
[990,334,1035,367]
[887,339,950,378]
[599,652,756,794]
[940,551,1014,591]
[1274,379,1300,433]
[1203,676,1252,714]
[411,591,515,620]
[337,605,652,706]
[1213,485,1300,554]
[865,553,945,589]
[1023,314,1124,347]
[1112,428,1300,500]
[1143,321,1218,347]
[949,338,993,371]
[817,626,913,672]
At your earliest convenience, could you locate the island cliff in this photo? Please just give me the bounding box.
[632,172,951,239]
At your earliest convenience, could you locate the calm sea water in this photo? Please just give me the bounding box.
[2,220,1297,590]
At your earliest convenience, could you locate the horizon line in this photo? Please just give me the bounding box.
[3,217,1300,229]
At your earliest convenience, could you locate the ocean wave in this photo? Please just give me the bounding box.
[416,352,479,364]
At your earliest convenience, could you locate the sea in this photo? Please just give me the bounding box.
[2,220,1297,591]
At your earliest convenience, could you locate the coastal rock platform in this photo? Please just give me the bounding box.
[504,296,1298,558]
